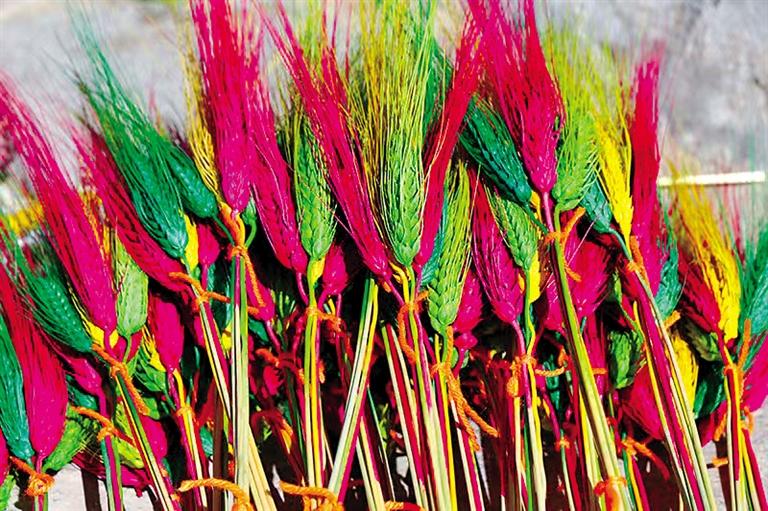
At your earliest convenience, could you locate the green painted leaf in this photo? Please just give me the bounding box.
[679,319,720,362]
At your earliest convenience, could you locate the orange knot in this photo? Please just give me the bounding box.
[255,348,304,385]
[175,403,195,420]
[396,291,429,364]
[385,502,425,511]
[10,457,54,497]
[220,207,266,312]
[592,367,608,376]
[280,481,343,511]
[622,437,669,480]
[710,457,728,468]
[306,305,343,334]
[627,235,648,281]
[556,437,571,451]
[431,327,498,451]
[72,406,133,445]
[594,476,626,511]
[179,478,253,511]
[664,310,681,330]
[91,343,150,415]
[544,209,585,282]
[506,354,536,398]
[169,272,230,312]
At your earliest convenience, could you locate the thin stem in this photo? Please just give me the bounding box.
[328,277,379,495]
[543,195,631,509]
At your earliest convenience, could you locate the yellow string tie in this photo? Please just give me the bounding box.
[11,457,54,497]
[594,476,626,511]
[280,481,344,511]
[72,406,133,445]
[91,343,150,415]
[178,478,253,511]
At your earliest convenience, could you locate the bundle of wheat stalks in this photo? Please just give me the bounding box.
[0,0,765,510]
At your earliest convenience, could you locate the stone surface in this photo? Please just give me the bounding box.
[1,0,765,509]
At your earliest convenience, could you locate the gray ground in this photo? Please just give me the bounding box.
[1,0,765,509]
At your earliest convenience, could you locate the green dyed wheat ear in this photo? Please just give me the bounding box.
[357,0,434,267]
[428,161,471,334]
[487,186,540,272]
[293,119,336,262]
[114,237,148,338]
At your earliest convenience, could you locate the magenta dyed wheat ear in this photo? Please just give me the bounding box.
[629,56,665,290]
[417,15,483,270]
[267,6,391,281]
[0,266,66,463]
[0,76,117,334]
[192,0,307,274]
[77,130,188,296]
[472,0,563,195]
[472,174,523,324]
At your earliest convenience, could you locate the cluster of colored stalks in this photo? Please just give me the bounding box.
[0,1,765,510]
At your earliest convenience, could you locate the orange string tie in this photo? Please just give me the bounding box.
[91,343,150,415]
[664,310,681,330]
[396,291,429,364]
[175,403,195,420]
[169,271,230,312]
[556,436,571,452]
[710,457,729,468]
[594,476,627,511]
[306,305,343,334]
[179,478,253,511]
[221,207,266,312]
[506,354,536,398]
[385,502,426,511]
[431,328,498,451]
[592,367,608,376]
[280,481,344,511]
[72,406,133,445]
[626,235,649,281]
[622,437,670,480]
[544,207,585,282]
[10,457,54,497]
[535,350,569,378]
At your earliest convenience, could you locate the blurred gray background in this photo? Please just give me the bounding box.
[1,0,766,509]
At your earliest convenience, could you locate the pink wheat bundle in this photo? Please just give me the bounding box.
[267,6,392,281]
[190,0,254,214]
[0,77,117,335]
[471,0,564,195]
[541,229,615,332]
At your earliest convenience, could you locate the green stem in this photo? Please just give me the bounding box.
[303,259,324,489]
[547,203,631,509]
[328,278,379,494]
[114,374,180,511]
[231,256,250,504]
